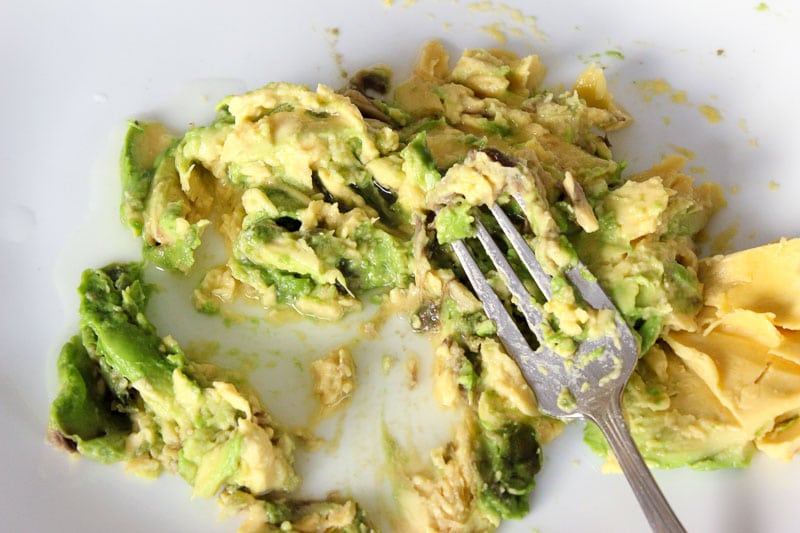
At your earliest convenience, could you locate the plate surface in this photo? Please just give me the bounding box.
[2,1,799,532]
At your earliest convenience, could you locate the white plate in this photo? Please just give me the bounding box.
[3,1,799,531]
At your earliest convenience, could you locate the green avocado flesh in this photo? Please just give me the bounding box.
[50,263,299,502]
[50,41,733,532]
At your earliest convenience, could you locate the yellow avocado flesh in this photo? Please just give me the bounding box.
[664,239,800,462]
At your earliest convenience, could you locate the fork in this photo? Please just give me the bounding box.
[450,200,686,533]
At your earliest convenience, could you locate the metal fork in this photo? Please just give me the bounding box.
[451,200,686,533]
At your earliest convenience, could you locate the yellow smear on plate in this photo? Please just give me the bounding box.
[689,166,707,175]
[710,219,740,255]
[480,22,508,44]
[638,79,674,102]
[638,80,727,127]
[405,353,419,389]
[382,354,396,375]
[469,1,493,10]
[699,105,723,123]
[499,3,525,21]
[384,0,417,8]
[671,91,688,104]
[737,118,759,146]
[186,340,221,361]
[769,180,781,190]
[638,79,690,105]
[668,145,697,160]
[737,118,749,132]
[730,185,741,194]
[323,27,348,80]
[467,1,546,41]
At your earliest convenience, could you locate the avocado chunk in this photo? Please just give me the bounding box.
[434,202,475,244]
[219,490,375,532]
[584,344,757,470]
[120,121,175,236]
[79,40,746,532]
[49,262,299,497]
[48,335,131,464]
[401,131,441,191]
[478,422,542,521]
[230,195,413,318]
[140,151,209,272]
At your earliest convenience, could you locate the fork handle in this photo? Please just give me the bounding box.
[588,395,686,533]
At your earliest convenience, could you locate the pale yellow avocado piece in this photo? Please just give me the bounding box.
[700,238,800,329]
[390,417,495,533]
[756,408,800,460]
[241,231,345,287]
[664,238,800,460]
[602,176,671,242]
[311,346,356,412]
[394,41,449,118]
[213,82,383,190]
[666,316,800,435]
[476,339,538,424]
[572,64,632,131]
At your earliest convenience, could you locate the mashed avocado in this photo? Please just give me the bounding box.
[50,40,800,532]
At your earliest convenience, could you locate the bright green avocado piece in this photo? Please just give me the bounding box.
[434,202,475,244]
[49,335,131,464]
[349,222,413,291]
[401,131,441,191]
[77,263,177,396]
[191,434,243,498]
[50,262,299,497]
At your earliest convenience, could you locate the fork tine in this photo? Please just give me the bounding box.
[564,265,613,310]
[491,201,639,355]
[450,239,538,360]
[473,219,546,336]
[489,203,553,299]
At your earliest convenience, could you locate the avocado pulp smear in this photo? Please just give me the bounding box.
[50,40,800,532]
